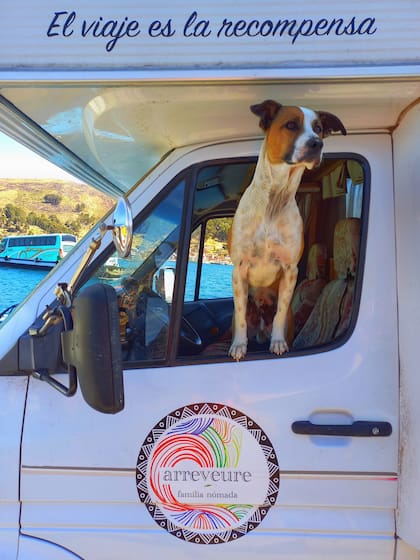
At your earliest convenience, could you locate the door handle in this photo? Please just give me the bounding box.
[291,420,392,437]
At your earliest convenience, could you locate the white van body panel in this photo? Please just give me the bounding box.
[0,377,26,559]
[18,535,83,559]
[18,133,399,559]
[397,539,420,560]
[395,104,420,550]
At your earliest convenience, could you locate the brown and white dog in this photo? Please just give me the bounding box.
[229,100,346,360]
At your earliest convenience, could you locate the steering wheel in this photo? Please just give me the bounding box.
[179,316,203,354]
[129,290,203,357]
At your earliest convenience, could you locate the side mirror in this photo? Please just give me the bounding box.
[155,267,175,302]
[112,197,133,258]
[0,199,132,412]
[62,283,124,414]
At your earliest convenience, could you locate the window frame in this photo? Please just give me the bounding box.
[78,152,370,369]
[172,152,370,365]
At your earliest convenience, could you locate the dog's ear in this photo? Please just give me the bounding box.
[317,111,347,137]
[250,100,282,131]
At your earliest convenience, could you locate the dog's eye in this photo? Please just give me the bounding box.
[285,121,298,131]
[313,124,322,134]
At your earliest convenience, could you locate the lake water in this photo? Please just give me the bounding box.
[0,266,48,311]
[0,262,233,313]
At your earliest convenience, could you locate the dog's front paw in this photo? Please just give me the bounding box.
[229,341,248,361]
[270,338,289,356]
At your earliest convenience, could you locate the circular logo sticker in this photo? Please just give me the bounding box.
[135,402,279,544]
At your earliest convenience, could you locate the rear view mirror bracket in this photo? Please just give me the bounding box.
[31,365,77,397]
[19,304,77,397]
[33,307,77,396]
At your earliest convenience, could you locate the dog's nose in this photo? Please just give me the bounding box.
[307,137,324,151]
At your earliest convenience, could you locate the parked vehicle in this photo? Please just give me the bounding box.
[0,233,77,268]
[0,1,419,559]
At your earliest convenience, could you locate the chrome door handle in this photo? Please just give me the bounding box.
[291,420,392,437]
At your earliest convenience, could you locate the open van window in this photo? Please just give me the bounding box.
[82,154,368,365]
[180,156,367,359]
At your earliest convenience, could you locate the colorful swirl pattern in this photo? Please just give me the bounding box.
[136,403,280,544]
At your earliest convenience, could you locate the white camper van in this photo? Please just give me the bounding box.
[0,1,419,559]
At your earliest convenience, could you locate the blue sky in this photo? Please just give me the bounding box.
[0,131,77,181]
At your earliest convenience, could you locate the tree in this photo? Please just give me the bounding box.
[206,217,232,242]
[74,202,86,212]
[43,193,63,206]
[4,203,26,226]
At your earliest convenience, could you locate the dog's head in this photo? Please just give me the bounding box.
[251,99,346,169]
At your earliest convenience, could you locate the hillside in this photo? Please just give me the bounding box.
[0,178,115,240]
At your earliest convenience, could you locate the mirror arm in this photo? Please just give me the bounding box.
[25,305,77,397]
[31,364,77,397]
[54,197,133,307]
[56,223,112,305]
[30,304,65,337]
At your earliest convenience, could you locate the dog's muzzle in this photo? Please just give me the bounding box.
[299,137,324,167]
[285,136,324,167]
[306,137,324,152]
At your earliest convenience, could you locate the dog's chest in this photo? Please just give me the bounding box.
[239,202,302,287]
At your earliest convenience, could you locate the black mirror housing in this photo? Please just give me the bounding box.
[62,283,124,414]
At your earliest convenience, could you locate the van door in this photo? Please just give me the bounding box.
[0,377,26,559]
[20,135,398,560]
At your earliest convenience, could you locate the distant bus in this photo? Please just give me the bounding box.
[0,233,77,268]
